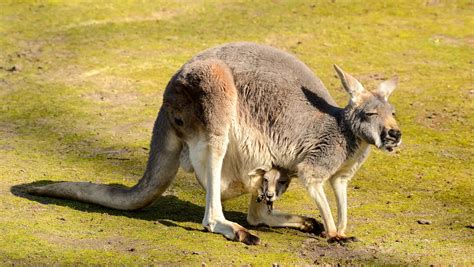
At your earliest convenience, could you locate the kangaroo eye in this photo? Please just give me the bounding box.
[365,112,378,117]
[392,112,396,117]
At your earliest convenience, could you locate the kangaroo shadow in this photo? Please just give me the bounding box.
[301,86,341,117]
[11,180,254,232]
[12,180,299,235]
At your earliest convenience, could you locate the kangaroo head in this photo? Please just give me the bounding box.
[334,65,401,152]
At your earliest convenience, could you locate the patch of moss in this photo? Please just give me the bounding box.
[0,0,472,265]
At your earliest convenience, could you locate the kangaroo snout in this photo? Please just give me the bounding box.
[380,128,402,152]
[388,129,401,141]
[381,128,401,142]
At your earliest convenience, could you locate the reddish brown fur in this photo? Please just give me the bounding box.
[383,116,399,131]
[164,59,237,140]
[164,59,237,137]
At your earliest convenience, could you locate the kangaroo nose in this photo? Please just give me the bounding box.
[388,129,401,140]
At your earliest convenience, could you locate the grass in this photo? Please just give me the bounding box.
[0,0,473,265]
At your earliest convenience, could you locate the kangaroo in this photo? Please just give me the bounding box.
[27,42,401,245]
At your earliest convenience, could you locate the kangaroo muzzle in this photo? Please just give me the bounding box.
[381,128,402,151]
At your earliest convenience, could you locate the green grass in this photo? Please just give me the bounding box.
[1,0,473,265]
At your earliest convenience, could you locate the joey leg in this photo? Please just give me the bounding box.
[247,195,324,234]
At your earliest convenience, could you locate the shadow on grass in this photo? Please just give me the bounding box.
[10,179,411,265]
[11,180,252,231]
[11,180,322,238]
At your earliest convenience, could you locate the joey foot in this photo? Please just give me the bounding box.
[327,235,360,244]
[235,229,261,245]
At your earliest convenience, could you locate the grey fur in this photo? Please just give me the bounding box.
[27,42,401,244]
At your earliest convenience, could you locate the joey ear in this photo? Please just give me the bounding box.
[377,76,398,101]
[248,166,271,177]
[248,169,263,177]
[333,64,365,104]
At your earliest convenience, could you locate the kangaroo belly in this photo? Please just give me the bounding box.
[219,123,275,200]
[181,123,274,200]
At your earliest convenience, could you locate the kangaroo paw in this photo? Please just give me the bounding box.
[301,217,325,234]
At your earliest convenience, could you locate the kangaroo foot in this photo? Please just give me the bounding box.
[328,235,360,244]
[235,229,260,245]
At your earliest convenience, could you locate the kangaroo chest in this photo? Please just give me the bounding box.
[331,143,370,180]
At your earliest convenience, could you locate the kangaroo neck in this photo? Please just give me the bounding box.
[339,108,367,159]
[317,108,364,161]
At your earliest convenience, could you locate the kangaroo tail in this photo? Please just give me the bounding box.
[27,108,182,211]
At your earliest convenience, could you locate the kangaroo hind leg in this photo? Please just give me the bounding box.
[171,59,260,245]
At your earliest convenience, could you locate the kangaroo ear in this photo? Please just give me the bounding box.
[334,64,365,104]
[377,76,398,101]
